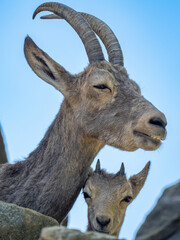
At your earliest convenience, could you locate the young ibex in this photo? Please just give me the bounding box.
[83,160,150,237]
[0,3,166,223]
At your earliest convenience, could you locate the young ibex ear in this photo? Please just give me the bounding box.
[24,36,76,96]
[129,161,151,199]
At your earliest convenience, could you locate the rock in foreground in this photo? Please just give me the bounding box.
[135,181,180,240]
[40,226,121,240]
[0,201,59,240]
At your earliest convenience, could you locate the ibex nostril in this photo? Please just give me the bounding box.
[96,216,111,227]
[149,117,167,129]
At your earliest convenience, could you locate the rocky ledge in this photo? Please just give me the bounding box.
[0,201,59,240]
[135,181,180,240]
[39,226,120,240]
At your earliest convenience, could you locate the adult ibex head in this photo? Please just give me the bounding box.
[25,2,167,152]
[83,160,150,236]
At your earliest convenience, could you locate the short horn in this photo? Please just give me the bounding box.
[33,2,104,63]
[95,159,101,174]
[41,12,124,65]
[116,162,125,176]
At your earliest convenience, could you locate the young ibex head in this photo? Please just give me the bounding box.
[24,2,167,151]
[83,160,150,237]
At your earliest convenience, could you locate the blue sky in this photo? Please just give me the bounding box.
[1,0,180,239]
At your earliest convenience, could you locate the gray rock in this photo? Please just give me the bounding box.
[0,201,59,240]
[135,181,180,240]
[39,226,122,240]
[0,127,8,164]
[60,215,68,227]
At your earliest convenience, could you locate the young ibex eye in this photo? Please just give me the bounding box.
[83,192,91,199]
[121,196,132,203]
[93,84,111,91]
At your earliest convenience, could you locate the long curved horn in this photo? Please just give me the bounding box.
[33,3,104,63]
[41,12,124,66]
[81,13,124,66]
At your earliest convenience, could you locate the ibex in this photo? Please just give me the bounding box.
[83,160,150,237]
[0,3,166,223]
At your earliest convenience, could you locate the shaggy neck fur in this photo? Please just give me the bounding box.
[0,100,104,222]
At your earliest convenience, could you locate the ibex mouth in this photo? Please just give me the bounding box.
[134,130,165,144]
[94,229,110,234]
[92,226,109,234]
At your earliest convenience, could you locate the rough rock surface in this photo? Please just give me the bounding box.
[60,216,69,227]
[0,127,8,164]
[39,226,122,240]
[135,181,180,240]
[0,201,59,240]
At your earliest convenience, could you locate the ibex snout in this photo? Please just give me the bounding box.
[96,215,111,229]
[134,110,167,150]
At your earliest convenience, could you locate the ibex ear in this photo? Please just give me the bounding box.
[129,161,151,200]
[24,36,76,96]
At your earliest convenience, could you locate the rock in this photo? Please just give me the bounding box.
[60,215,68,227]
[0,127,8,164]
[0,201,59,240]
[135,181,180,240]
[39,226,122,240]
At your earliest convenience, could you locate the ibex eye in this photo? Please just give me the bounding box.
[93,84,110,91]
[83,192,91,199]
[122,196,132,203]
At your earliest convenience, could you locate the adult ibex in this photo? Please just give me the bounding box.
[83,160,150,237]
[0,3,167,223]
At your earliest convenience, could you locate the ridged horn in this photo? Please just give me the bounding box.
[33,2,104,63]
[80,13,124,66]
[41,12,124,66]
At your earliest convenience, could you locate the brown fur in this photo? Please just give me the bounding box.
[0,19,166,223]
[83,161,150,236]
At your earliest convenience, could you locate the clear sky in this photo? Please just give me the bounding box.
[1,0,180,239]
